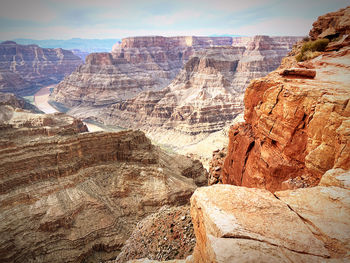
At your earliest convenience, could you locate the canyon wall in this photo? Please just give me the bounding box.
[52,36,301,165]
[103,36,300,134]
[51,36,301,110]
[0,106,207,262]
[0,41,82,95]
[52,36,233,107]
[213,9,350,192]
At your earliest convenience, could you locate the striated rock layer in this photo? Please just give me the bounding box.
[218,7,350,192]
[191,170,350,262]
[0,41,82,95]
[52,36,233,107]
[52,35,301,111]
[0,107,207,262]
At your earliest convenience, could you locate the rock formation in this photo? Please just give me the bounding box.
[0,105,207,262]
[190,171,350,262]
[215,7,350,192]
[51,36,301,112]
[189,7,350,263]
[53,36,300,164]
[52,36,234,107]
[0,41,82,95]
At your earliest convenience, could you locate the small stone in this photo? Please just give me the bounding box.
[181,216,186,221]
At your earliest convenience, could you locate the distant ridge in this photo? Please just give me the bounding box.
[209,34,246,37]
[10,38,121,53]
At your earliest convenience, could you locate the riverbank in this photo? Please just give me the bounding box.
[34,85,105,132]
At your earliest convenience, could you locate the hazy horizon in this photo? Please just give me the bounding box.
[0,0,349,40]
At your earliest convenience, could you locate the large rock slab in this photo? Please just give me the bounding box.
[190,180,350,262]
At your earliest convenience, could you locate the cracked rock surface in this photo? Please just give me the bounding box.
[190,172,350,262]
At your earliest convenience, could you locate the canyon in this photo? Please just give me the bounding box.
[51,35,301,165]
[0,41,82,96]
[0,4,349,263]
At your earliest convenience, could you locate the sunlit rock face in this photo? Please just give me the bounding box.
[190,174,350,263]
[0,41,82,95]
[213,6,350,192]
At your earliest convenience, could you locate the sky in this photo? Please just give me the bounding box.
[0,0,349,40]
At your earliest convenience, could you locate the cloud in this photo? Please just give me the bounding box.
[0,0,56,23]
[233,17,315,36]
[0,0,349,40]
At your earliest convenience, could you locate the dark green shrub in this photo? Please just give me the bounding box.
[296,38,329,62]
[309,38,329,51]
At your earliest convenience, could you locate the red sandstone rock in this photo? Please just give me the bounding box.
[221,10,350,192]
[309,6,350,40]
[279,67,316,78]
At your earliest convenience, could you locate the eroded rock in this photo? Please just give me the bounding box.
[0,107,207,262]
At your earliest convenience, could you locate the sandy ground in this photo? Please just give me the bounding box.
[34,85,105,132]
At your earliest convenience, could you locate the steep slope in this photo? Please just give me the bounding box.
[0,41,82,95]
[189,7,350,262]
[0,106,207,262]
[104,36,298,134]
[213,8,350,192]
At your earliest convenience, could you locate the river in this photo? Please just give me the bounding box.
[34,85,105,132]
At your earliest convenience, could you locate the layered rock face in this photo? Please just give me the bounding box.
[0,107,207,262]
[104,46,246,134]
[51,35,301,109]
[187,7,350,263]
[0,41,82,95]
[52,36,233,107]
[191,170,350,262]
[217,9,350,192]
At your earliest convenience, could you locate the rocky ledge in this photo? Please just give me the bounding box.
[0,106,207,262]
